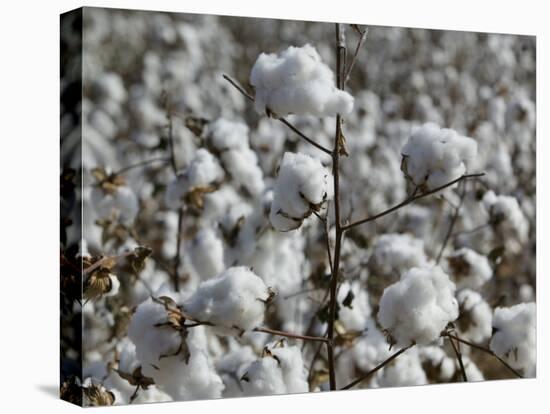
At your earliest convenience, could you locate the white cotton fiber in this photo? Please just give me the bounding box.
[483,190,529,253]
[490,302,536,377]
[270,152,333,231]
[445,247,493,290]
[241,344,308,395]
[91,185,139,224]
[127,298,224,400]
[378,266,459,346]
[371,233,428,275]
[165,149,224,209]
[188,227,225,280]
[456,289,492,343]
[401,123,477,190]
[184,266,270,335]
[205,119,265,197]
[250,44,354,117]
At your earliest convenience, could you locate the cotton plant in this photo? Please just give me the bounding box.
[165,148,225,210]
[270,152,333,231]
[401,122,478,191]
[68,12,537,406]
[241,342,309,396]
[183,266,272,335]
[127,297,225,400]
[250,44,354,118]
[378,266,459,347]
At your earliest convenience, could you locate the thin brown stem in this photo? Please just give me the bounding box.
[114,157,171,176]
[443,333,523,379]
[253,327,330,343]
[341,343,415,390]
[448,334,468,381]
[451,222,492,239]
[222,74,332,155]
[344,26,368,85]
[342,173,485,231]
[326,22,347,391]
[436,181,466,264]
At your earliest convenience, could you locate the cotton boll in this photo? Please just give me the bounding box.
[490,302,536,377]
[241,344,308,396]
[188,227,225,280]
[90,185,139,224]
[128,299,224,400]
[127,297,184,367]
[462,357,485,382]
[417,346,456,381]
[215,345,257,398]
[205,119,265,198]
[206,118,250,152]
[483,191,529,254]
[92,72,127,105]
[401,123,478,190]
[184,266,270,335]
[372,349,427,388]
[337,281,371,332]
[371,233,428,275]
[378,266,459,346]
[165,149,224,209]
[445,248,493,290]
[270,152,333,231]
[350,319,392,373]
[220,147,265,198]
[250,44,354,117]
[455,289,492,343]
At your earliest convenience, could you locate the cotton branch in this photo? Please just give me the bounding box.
[435,181,467,264]
[253,327,330,343]
[82,250,136,276]
[340,343,415,390]
[222,74,332,155]
[326,22,347,391]
[442,332,524,379]
[447,334,468,381]
[114,156,171,176]
[342,173,485,231]
[344,25,368,85]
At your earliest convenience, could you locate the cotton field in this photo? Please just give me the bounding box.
[60,7,536,406]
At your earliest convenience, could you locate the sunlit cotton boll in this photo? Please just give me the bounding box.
[270,152,333,231]
[250,44,354,117]
[241,344,308,396]
[183,266,271,335]
[378,266,459,347]
[490,302,536,377]
[401,123,477,190]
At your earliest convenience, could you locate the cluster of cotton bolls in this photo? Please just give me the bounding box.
[63,7,536,406]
